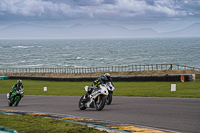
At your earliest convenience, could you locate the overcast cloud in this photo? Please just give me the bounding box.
[0,0,200,32]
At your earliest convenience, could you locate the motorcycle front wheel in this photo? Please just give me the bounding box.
[95,95,106,111]
[14,96,21,106]
[78,96,87,110]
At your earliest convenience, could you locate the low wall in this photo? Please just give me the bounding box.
[8,74,195,82]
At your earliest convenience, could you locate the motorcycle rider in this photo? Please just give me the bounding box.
[104,73,114,86]
[9,79,24,99]
[83,75,108,101]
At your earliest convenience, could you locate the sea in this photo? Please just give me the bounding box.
[0,37,200,69]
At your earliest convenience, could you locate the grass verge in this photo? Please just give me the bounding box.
[0,113,105,133]
[1,75,199,133]
[0,74,200,98]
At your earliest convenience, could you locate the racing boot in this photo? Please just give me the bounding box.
[7,93,10,99]
[82,93,88,102]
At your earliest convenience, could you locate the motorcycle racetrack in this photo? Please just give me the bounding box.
[0,94,200,133]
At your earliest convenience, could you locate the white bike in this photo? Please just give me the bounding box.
[106,82,115,105]
[79,84,108,111]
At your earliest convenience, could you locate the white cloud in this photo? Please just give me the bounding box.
[0,0,199,21]
[189,12,194,16]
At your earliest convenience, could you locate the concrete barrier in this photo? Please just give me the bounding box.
[8,74,195,82]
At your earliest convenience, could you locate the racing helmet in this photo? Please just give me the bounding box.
[17,79,22,86]
[104,73,111,80]
[100,75,108,84]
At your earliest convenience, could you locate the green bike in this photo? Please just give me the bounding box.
[7,87,24,106]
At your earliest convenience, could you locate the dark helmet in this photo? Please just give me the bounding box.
[104,73,111,80]
[100,75,108,84]
[17,79,22,86]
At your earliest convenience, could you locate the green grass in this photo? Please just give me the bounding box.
[1,75,199,133]
[0,80,91,96]
[0,113,105,133]
[114,74,200,98]
[1,74,200,98]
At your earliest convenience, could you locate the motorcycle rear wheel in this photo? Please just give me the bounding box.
[78,96,87,110]
[95,95,106,111]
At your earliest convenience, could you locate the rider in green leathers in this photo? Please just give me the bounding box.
[9,79,24,99]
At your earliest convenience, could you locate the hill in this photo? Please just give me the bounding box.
[0,22,199,39]
[161,22,200,37]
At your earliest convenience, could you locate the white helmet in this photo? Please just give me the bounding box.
[104,73,110,79]
[17,79,22,86]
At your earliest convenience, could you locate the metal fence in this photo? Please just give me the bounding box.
[0,64,199,73]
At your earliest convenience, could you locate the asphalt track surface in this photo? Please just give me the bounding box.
[0,94,200,133]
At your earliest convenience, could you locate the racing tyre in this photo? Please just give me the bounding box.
[8,96,14,106]
[95,95,106,111]
[14,97,21,106]
[106,93,112,105]
[79,96,87,110]
[8,100,13,106]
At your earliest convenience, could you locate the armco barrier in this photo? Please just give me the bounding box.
[8,74,195,82]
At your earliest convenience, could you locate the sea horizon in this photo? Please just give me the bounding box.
[0,37,200,69]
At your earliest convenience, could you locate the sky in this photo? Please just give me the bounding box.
[0,0,200,33]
